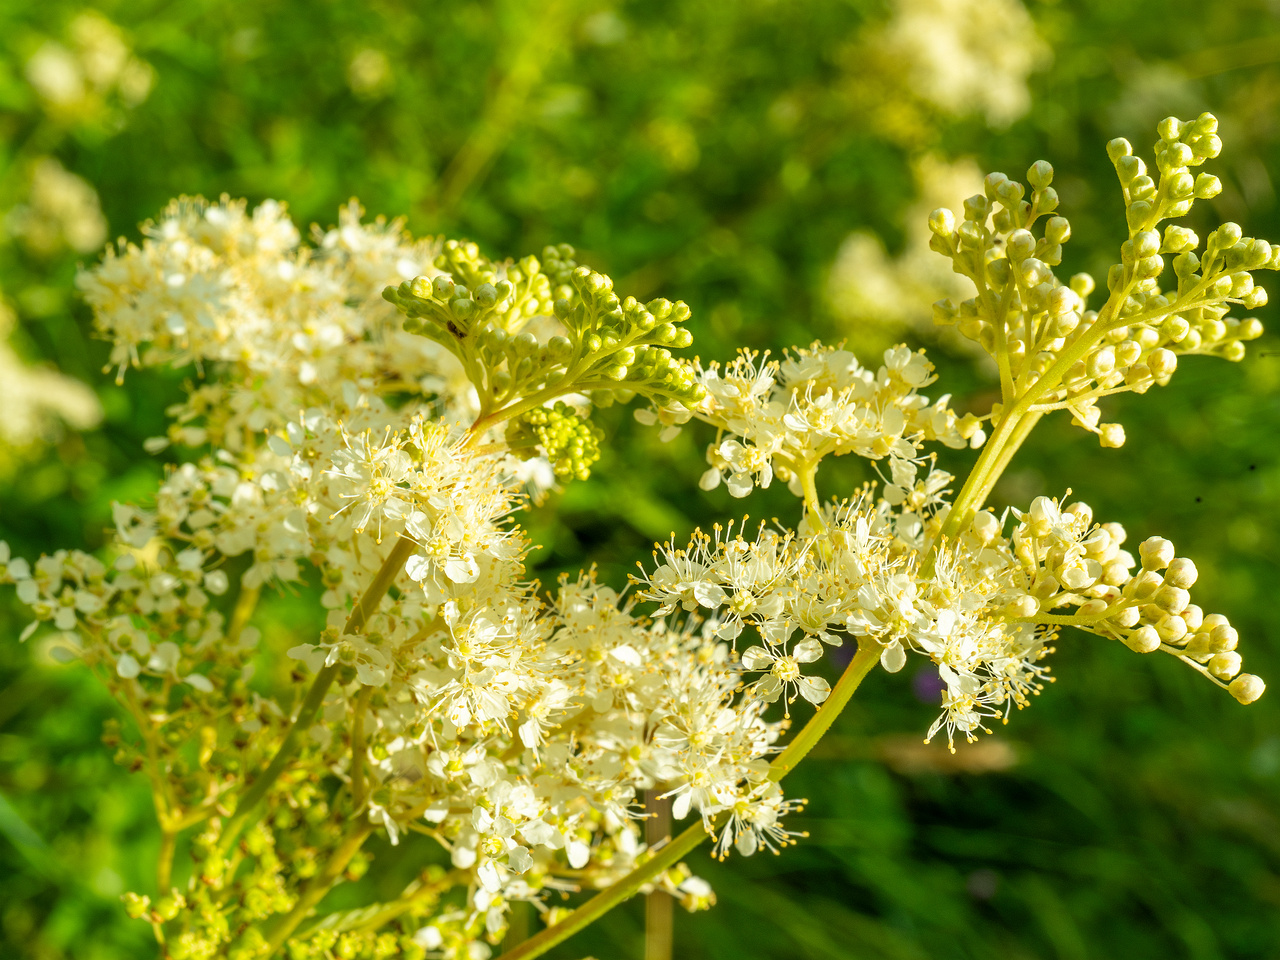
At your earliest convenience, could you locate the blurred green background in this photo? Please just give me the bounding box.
[1,0,1278,957]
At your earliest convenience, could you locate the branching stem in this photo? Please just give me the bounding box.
[217,536,416,854]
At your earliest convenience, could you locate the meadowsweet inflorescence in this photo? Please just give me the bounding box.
[0,114,1267,960]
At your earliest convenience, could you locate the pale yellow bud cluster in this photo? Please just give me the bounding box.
[928,114,1271,448]
[1002,497,1263,706]
[1116,537,1263,704]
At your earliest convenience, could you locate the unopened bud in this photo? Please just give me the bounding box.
[1210,624,1239,653]
[1164,557,1197,589]
[1003,595,1039,619]
[1229,673,1265,704]
[1099,422,1126,448]
[1124,625,1161,653]
[1148,348,1177,379]
[1139,537,1175,571]
[928,208,956,237]
[1209,652,1243,681]
[972,511,1000,544]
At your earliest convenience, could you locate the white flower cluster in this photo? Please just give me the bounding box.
[673,342,984,498]
[77,197,478,444]
[0,304,102,464]
[868,0,1049,126]
[6,156,108,258]
[25,11,154,121]
[1,115,1267,958]
[0,198,801,955]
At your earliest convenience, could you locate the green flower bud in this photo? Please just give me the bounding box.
[1136,255,1164,279]
[1133,229,1160,259]
[1157,116,1182,142]
[962,194,991,222]
[1126,200,1153,230]
[1161,225,1197,254]
[1006,229,1035,261]
[995,179,1025,206]
[1193,173,1222,199]
[1044,216,1071,245]
[1129,175,1156,200]
[1194,134,1223,160]
[1115,154,1144,183]
[1159,172,1192,202]
[1161,315,1190,342]
[928,208,956,237]
[123,892,151,919]
[1246,238,1272,269]
[1190,112,1219,135]
[155,894,185,921]
[647,298,673,319]
[474,282,498,307]
[1215,222,1244,248]
[983,172,1009,200]
[1108,138,1134,161]
[1027,160,1054,190]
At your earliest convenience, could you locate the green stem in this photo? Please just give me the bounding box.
[496,640,882,960]
[228,584,261,644]
[218,536,416,853]
[350,686,372,810]
[767,641,881,782]
[435,0,568,214]
[157,828,176,893]
[797,461,823,525]
[643,789,673,960]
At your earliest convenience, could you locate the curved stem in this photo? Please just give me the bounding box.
[218,536,417,854]
[766,641,880,782]
[497,640,882,960]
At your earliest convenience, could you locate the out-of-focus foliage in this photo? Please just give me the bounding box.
[0,1,1277,958]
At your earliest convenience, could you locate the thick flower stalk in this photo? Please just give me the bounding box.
[0,114,1267,960]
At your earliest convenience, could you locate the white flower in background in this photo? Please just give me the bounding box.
[25,12,154,118]
[7,157,108,257]
[829,154,984,338]
[0,304,101,458]
[875,0,1049,126]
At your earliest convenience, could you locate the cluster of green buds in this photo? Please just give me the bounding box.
[507,401,605,481]
[383,240,704,436]
[928,113,1270,446]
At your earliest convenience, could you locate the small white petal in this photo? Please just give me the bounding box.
[880,641,907,674]
[797,675,831,704]
[116,653,141,679]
